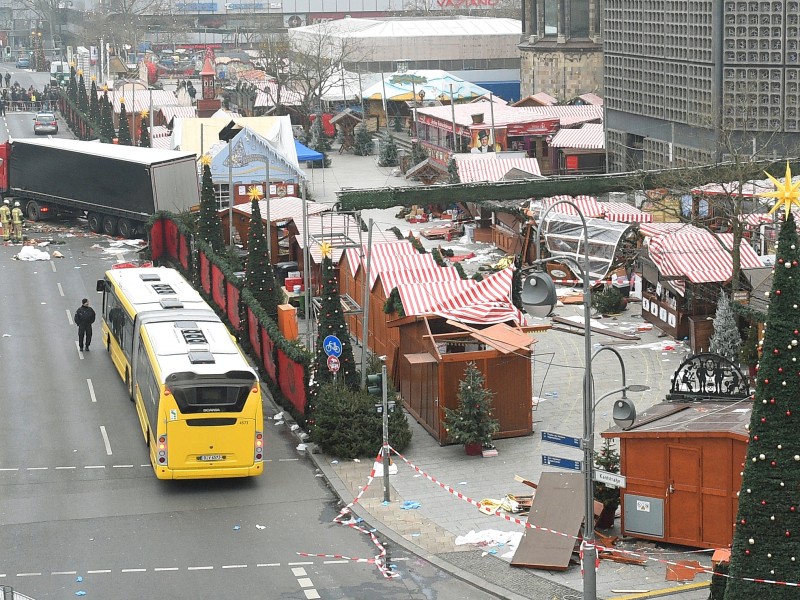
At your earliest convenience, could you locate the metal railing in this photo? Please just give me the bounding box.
[2,584,36,600]
[1,100,59,112]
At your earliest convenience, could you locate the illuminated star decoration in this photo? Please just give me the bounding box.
[759,162,800,219]
[200,154,212,166]
[320,241,332,259]
[140,109,148,119]
[91,75,96,81]
[119,97,126,105]
[77,69,83,76]
[247,185,263,202]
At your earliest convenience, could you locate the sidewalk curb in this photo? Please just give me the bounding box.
[308,449,531,600]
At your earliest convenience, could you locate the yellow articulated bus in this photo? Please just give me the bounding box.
[96,267,263,480]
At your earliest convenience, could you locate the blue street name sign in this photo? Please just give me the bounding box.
[542,454,583,472]
[323,335,343,357]
[541,431,582,449]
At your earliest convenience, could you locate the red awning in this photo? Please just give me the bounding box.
[602,202,653,223]
[456,156,542,182]
[542,195,604,218]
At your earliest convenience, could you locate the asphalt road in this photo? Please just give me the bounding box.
[0,225,499,599]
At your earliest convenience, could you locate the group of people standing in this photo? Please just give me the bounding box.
[0,80,59,113]
[0,199,24,243]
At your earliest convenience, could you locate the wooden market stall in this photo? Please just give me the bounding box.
[602,353,752,549]
[389,315,546,442]
[638,223,764,351]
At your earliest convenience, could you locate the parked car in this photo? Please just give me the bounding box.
[16,56,30,69]
[33,112,58,135]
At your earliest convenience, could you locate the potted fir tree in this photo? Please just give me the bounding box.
[593,439,621,528]
[443,362,500,455]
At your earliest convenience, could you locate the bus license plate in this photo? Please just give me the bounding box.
[198,454,224,461]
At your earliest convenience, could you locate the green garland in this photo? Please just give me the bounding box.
[384,287,406,317]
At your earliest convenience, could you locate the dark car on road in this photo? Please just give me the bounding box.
[33,112,58,135]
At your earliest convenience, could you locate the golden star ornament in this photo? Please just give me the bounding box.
[320,241,332,258]
[760,162,800,219]
[247,185,263,202]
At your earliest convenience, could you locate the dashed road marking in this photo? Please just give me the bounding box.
[66,308,73,325]
[57,282,64,297]
[99,425,112,455]
[292,567,307,576]
[50,261,56,273]
[187,566,213,571]
[304,590,321,599]
[87,379,96,403]
[76,340,84,358]
[120,568,146,573]
[153,568,179,572]
[297,577,314,588]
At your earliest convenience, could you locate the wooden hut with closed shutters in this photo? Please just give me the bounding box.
[601,353,752,549]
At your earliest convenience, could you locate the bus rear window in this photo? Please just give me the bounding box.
[171,385,251,413]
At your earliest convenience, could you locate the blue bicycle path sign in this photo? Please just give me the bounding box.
[323,335,343,358]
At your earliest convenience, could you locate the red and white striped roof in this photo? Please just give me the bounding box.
[159,105,197,122]
[549,123,605,150]
[396,278,472,315]
[112,90,178,114]
[602,202,653,223]
[739,212,774,229]
[432,268,524,325]
[255,81,304,108]
[294,213,393,264]
[345,240,418,279]
[232,196,329,225]
[639,222,696,237]
[542,195,604,218]
[380,263,461,295]
[455,155,542,182]
[647,230,763,294]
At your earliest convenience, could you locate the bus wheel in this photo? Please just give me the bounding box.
[87,213,102,233]
[117,218,134,239]
[101,215,118,237]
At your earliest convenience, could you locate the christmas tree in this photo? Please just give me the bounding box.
[308,113,332,167]
[67,66,78,105]
[138,110,151,147]
[448,156,461,183]
[353,124,374,156]
[33,32,46,72]
[709,292,742,363]
[410,140,428,168]
[197,156,225,253]
[117,100,132,145]
[244,187,282,319]
[378,134,399,166]
[89,79,100,125]
[443,362,499,446]
[726,164,800,599]
[312,249,359,390]
[100,91,116,143]
[77,71,89,116]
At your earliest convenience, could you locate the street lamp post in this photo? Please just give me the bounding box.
[218,121,243,251]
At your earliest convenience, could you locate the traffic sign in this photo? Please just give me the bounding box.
[323,335,342,357]
[541,454,582,472]
[541,431,582,449]
[327,355,340,373]
[594,469,626,488]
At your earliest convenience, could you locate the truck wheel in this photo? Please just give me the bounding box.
[101,215,118,236]
[117,218,134,239]
[26,201,41,221]
[87,213,102,233]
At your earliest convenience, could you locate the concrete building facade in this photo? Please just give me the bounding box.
[518,0,603,102]
[604,0,800,172]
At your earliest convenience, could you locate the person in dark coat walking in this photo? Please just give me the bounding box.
[75,298,96,351]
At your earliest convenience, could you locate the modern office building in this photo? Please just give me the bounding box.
[605,0,800,172]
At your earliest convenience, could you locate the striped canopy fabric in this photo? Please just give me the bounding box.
[542,195,605,218]
[455,156,542,183]
[601,202,653,223]
[647,229,764,295]
[549,123,605,150]
[345,240,417,279]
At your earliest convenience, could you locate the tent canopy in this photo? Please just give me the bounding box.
[295,139,323,162]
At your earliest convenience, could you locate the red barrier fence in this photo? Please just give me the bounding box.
[149,216,309,416]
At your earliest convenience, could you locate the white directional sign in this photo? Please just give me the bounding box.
[594,469,626,489]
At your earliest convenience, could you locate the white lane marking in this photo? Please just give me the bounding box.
[221,565,247,569]
[52,571,77,575]
[55,466,76,470]
[278,458,300,462]
[291,567,307,576]
[121,569,146,573]
[323,560,348,564]
[99,426,112,455]
[50,261,56,272]
[154,567,179,572]
[87,379,97,403]
[112,464,134,468]
[288,562,313,566]
[17,573,42,577]
[257,563,281,567]
[67,308,73,324]
[0,468,19,472]
[57,282,64,297]
[304,590,321,599]
[87,570,111,574]
[76,340,84,359]
[27,467,47,471]
[85,465,105,469]
[187,566,213,571]
[297,577,314,588]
